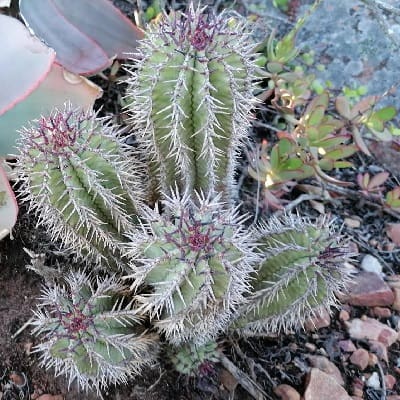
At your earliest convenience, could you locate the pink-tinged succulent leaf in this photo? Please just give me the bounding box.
[19,0,110,75]
[0,163,18,240]
[0,14,55,116]
[19,0,144,75]
[0,63,102,156]
[52,0,144,58]
[368,172,390,190]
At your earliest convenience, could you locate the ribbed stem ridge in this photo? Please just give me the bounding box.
[31,270,158,393]
[126,3,257,202]
[16,106,146,268]
[125,190,258,344]
[233,214,352,335]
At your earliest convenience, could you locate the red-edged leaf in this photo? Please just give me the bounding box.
[20,0,111,75]
[0,63,102,156]
[20,0,144,75]
[0,163,18,240]
[0,14,55,116]
[52,0,144,58]
[349,96,377,120]
[352,126,371,156]
[335,96,350,119]
[368,172,389,190]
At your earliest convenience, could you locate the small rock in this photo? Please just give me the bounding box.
[344,217,361,228]
[9,373,25,386]
[36,396,63,400]
[384,374,396,390]
[370,306,391,318]
[349,349,369,370]
[304,369,352,400]
[387,396,400,400]
[366,372,380,390]
[274,384,301,400]
[351,377,364,397]
[387,275,400,290]
[344,271,394,307]
[369,340,389,363]
[306,355,344,386]
[360,254,383,276]
[351,397,363,400]
[392,287,400,312]
[305,308,331,331]
[339,340,357,353]
[305,343,317,352]
[339,310,350,322]
[220,369,238,392]
[386,223,400,246]
[368,353,378,366]
[346,318,398,347]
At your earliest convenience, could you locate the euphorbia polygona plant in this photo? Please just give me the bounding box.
[126,3,257,202]
[126,191,257,345]
[16,107,145,268]
[14,2,352,395]
[31,270,158,393]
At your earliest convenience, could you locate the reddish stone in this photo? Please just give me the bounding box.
[339,339,357,353]
[343,271,394,307]
[346,318,398,347]
[349,349,369,370]
[304,369,352,400]
[274,384,301,400]
[392,287,400,311]
[369,340,389,363]
[385,374,396,390]
[370,306,391,318]
[306,355,344,386]
[339,310,350,321]
[305,308,331,331]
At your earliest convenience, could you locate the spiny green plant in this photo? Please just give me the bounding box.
[233,214,352,335]
[168,340,219,376]
[31,270,159,393]
[16,106,145,268]
[125,190,258,345]
[13,2,356,394]
[126,3,257,202]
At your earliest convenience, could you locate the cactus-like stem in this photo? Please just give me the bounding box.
[31,270,158,393]
[167,340,219,376]
[126,3,257,202]
[16,106,146,268]
[233,214,352,336]
[125,190,258,345]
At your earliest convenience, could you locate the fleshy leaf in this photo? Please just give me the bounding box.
[20,0,144,75]
[0,163,18,240]
[0,63,102,156]
[0,14,55,116]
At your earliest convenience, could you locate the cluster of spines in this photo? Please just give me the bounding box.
[126,3,257,202]
[16,106,146,268]
[125,190,258,345]
[233,214,352,335]
[31,270,158,393]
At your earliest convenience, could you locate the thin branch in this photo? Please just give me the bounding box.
[219,353,270,400]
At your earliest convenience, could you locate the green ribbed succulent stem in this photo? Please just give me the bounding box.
[168,340,220,376]
[17,107,145,268]
[32,271,158,393]
[127,3,256,202]
[125,190,257,345]
[233,215,351,336]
